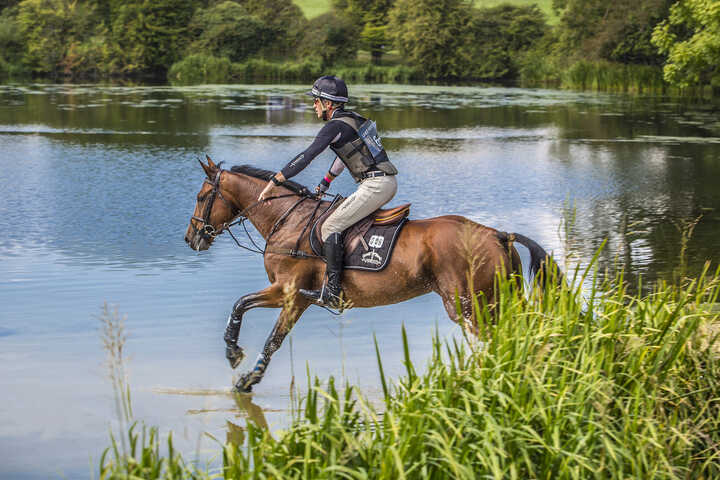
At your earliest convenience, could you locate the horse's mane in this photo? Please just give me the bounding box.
[230,165,311,196]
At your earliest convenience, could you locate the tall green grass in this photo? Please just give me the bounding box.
[520,58,668,93]
[100,260,720,479]
[168,54,423,84]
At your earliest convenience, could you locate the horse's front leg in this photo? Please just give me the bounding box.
[235,300,309,393]
[224,284,285,369]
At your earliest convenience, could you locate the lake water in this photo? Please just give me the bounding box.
[1,83,719,479]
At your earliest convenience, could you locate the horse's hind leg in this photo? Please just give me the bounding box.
[225,284,285,369]
[235,300,309,393]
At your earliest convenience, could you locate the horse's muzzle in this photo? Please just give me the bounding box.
[185,232,211,251]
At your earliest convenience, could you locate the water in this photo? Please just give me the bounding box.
[1,83,719,479]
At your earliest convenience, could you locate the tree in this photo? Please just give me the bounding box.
[299,11,358,66]
[465,4,547,80]
[238,0,307,58]
[187,1,270,62]
[553,0,673,65]
[16,0,101,74]
[333,0,393,64]
[108,0,196,75]
[652,0,720,87]
[388,0,472,78]
[0,0,20,11]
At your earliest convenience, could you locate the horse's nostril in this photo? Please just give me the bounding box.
[184,235,189,244]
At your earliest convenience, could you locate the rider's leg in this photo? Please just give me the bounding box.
[300,175,397,307]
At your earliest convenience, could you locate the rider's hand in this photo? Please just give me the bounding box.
[258,181,274,201]
[315,182,328,197]
[315,177,330,198]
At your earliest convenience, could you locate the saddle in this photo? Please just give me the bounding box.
[310,200,411,271]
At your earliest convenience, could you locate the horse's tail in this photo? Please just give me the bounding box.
[497,231,563,288]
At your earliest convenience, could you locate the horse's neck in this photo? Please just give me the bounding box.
[225,173,295,239]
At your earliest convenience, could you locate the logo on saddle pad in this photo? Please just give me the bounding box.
[362,235,385,266]
[361,250,383,266]
[368,235,385,249]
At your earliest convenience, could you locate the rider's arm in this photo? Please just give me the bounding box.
[280,122,342,180]
[316,157,345,194]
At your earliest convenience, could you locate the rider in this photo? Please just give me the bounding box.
[258,75,398,308]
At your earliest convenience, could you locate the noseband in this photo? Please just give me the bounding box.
[190,169,236,242]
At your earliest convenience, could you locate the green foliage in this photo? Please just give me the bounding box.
[167,53,232,84]
[108,0,197,76]
[334,63,423,82]
[239,0,307,58]
[0,0,20,11]
[652,0,720,87]
[298,11,358,66]
[553,0,673,65]
[230,57,324,82]
[563,59,666,91]
[465,4,548,80]
[100,423,207,479]
[0,7,27,77]
[187,2,270,62]
[333,0,394,63]
[389,0,473,79]
[16,0,100,74]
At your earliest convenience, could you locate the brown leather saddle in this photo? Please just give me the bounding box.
[310,200,411,271]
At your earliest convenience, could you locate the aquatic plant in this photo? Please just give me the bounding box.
[99,257,720,478]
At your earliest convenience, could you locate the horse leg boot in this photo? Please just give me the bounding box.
[299,232,344,309]
[224,298,248,369]
[235,303,308,392]
[224,287,285,369]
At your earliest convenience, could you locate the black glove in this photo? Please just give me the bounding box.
[315,177,330,196]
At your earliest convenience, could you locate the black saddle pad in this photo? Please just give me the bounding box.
[310,218,408,272]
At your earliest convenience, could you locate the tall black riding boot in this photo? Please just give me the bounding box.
[300,232,344,309]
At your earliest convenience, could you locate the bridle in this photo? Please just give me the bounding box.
[189,168,324,255]
[190,169,236,243]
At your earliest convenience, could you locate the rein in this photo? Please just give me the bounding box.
[192,169,332,258]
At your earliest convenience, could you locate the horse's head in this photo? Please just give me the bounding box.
[185,156,236,251]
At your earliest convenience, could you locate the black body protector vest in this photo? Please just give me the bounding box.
[331,114,398,183]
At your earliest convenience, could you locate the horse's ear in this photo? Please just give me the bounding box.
[206,154,217,169]
[198,158,213,179]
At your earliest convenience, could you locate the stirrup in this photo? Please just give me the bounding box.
[300,283,343,310]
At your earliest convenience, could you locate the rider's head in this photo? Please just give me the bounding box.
[307,75,347,121]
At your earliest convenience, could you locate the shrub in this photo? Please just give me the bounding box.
[168,54,232,84]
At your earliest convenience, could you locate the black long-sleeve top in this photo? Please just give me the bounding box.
[280,109,366,180]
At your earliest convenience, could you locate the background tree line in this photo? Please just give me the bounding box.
[0,0,718,90]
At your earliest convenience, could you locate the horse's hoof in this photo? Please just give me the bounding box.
[232,384,252,394]
[234,374,254,393]
[226,345,245,369]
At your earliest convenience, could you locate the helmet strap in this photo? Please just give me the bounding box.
[321,99,329,121]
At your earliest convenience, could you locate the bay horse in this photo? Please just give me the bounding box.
[185,157,558,392]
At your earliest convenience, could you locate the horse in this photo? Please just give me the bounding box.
[185,157,559,392]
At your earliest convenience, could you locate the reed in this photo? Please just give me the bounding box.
[99,259,720,478]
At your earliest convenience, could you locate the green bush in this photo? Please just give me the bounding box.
[168,54,232,84]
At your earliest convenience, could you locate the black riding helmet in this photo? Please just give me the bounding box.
[307,75,349,103]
